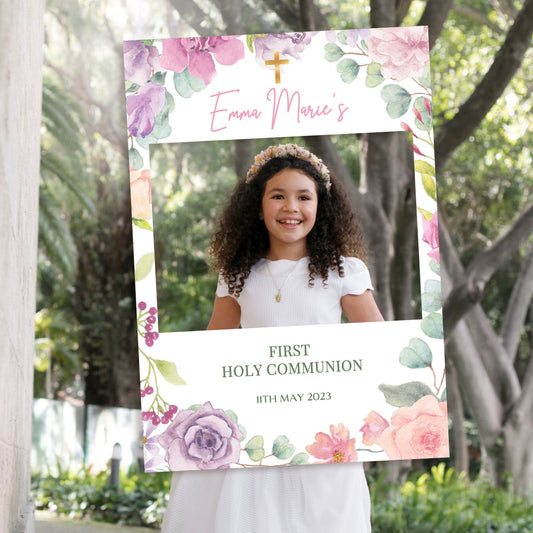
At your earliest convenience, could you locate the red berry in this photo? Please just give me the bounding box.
[145,386,154,395]
[152,414,161,425]
[138,301,147,311]
[168,404,178,413]
[148,307,157,315]
[161,416,169,424]
[140,390,146,398]
[147,316,156,324]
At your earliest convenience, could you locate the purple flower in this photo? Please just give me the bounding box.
[143,420,166,471]
[160,36,244,86]
[124,41,161,85]
[254,32,314,65]
[158,401,242,470]
[366,27,429,81]
[422,212,440,263]
[126,84,165,138]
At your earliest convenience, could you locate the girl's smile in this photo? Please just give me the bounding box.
[261,168,318,259]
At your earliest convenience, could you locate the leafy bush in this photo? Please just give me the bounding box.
[32,466,171,528]
[370,463,533,533]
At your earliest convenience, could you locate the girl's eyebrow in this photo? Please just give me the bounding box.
[267,187,315,194]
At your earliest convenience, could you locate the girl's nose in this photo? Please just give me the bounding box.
[284,197,298,211]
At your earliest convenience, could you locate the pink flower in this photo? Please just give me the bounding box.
[360,411,389,446]
[158,401,242,470]
[124,41,161,85]
[160,36,244,86]
[130,168,151,220]
[422,212,440,263]
[254,32,313,65]
[366,27,429,81]
[306,423,357,464]
[373,395,449,460]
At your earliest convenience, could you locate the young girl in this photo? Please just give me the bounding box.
[162,143,383,533]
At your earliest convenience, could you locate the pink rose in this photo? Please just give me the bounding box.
[372,395,449,460]
[422,212,440,263]
[366,27,429,81]
[130,168,152,220]
[306,423,357,464]
[158,401,242,470]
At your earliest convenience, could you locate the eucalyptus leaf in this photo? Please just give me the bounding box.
[421,292,442,313]
[128,148,143,169]
[324,43,344,62]
[429,259,441,276]
[378,381,435,407]
[272,435,296,460]
[245,435,265,462]
[399,338,433,368]
[336,58,359,83]
[366,62,384,88]
[225,409,238,423]
[174,68,206,98]
[413,96,433,130]
[290,452,309,465]
[153,359,186,386]
[421,312,444,339]
[381,85,411,119]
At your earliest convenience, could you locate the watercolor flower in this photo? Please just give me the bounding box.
[370,395,449,460]
[130,168,151,220]
[143,420,166,471]
[359,410,390,446]
[124,41,161,85]
[126,83,166,138]
[254,32,314,66]
[158,401,242,470]
[160,36,245,86]
[306,423,357,464]
[325,29,371,46]
[422,212,440,263]
[366,27,429,81]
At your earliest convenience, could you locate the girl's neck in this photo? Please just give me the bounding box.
[266,244,308,262]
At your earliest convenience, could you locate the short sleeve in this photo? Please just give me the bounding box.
[341,257,374,296]
[215,273,235,299]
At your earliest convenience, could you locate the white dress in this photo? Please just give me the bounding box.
[162,257,373,533]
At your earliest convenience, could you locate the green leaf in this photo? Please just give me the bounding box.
[418,66,432,90]
[381,85,411,118]
[440,388,447,401]
[150,71,167,86]
[417,206,433,221]
[424,279,442,298]
[173,68,206,98]
[366,62,384,88]
[290,452,309,465]
[336,58,359,83]
[399,338,433,368]
[421,312,443,339]
[187,404,201,410]
[421,174,437,202]
[238,424,247,442]
[429,259,441,276]
[225,409,238,423]
[378,382,435,407]
[246,34,264,53]
[413,96,433,130]
[133,218,153,231]
[272,435,296,460]
[245,435,265,462]
[337,30,352,46]
[324,43,344,62]
[153,359,186,386]
[135,252,154,282]
[142,39,154,46]
[128,148,143,169]
[421,292,442,313]
[414,160,436,177]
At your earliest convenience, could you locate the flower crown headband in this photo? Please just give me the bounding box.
[245,144,331,190]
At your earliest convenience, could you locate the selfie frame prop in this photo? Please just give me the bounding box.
[124,28,448,473]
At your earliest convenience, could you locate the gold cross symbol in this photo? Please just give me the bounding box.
[265,51,289,84]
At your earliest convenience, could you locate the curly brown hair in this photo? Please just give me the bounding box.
[209,154,367,297]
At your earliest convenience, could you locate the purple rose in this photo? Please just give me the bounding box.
[126,84,165,138]
[254,32,314,65]
[160,36,244,86]
[143,420,165,471]
[124,41,161,85]
[422,212,440,263]
[159,401,242,470]
[366,27,429,81]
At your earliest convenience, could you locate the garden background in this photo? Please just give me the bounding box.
[2,0,532,531]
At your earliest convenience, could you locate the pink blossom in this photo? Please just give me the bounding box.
[160,36,244,86]
[366,27,429,81]
[374,395,449,460]
[254,32,313,65]
[422,212,440,263]
[360,411,389,446]
[130,168,151,220]
[126,84,165,138]
[306,423,357,464]
[124,41,160,85]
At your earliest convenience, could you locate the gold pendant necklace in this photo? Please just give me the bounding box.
[265,259,299,303]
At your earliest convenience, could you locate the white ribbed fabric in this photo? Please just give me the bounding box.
[161,256,373,533]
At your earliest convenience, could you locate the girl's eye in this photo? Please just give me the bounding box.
[299,195,311,201]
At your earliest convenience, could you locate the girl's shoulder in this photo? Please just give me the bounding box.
[340,256,368,275]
